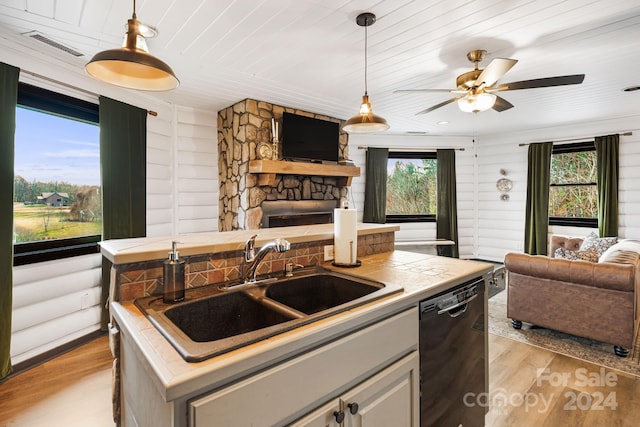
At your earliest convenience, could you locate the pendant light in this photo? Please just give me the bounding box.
[343,12,389,133]
[85,0,179,91]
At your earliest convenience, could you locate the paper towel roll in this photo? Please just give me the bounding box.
[334,208,358,265]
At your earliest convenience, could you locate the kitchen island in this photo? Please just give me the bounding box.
[104,225,492,426]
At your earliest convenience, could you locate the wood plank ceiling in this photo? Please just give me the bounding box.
[0,0,639,136]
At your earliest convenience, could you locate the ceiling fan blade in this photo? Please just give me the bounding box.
[415,97,462,115]
[393,88,455,93]
[494,74,585,91]
[492,96,514,112]
[476,58,518,87]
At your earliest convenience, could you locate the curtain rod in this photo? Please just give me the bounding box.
[20,69,158,117]
[357,145,465,151]
[518,131,634,147]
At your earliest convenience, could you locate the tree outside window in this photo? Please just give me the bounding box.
[549,142,598,227]
[385,152,436,222]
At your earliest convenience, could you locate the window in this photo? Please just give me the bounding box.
[13,83,101,265]
[385,152,437,223]
[548,141,598,228]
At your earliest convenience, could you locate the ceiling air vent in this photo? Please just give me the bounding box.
[22,31,84,57]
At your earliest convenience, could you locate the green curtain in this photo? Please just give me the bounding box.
[99,96,147,329]
[436,149,459,258]
[0,63,19,379]
[363,148,388,223]
[595,134,619,237]
[524,142,552,255]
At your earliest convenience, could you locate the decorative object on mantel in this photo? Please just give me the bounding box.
[256,142,273,160]
[343,12,389,134]
[85,0,179,91]
[271,117,279,160]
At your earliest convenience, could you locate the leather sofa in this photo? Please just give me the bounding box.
[504,235,640,357]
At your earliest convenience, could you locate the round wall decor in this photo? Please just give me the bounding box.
[496,178,513,192]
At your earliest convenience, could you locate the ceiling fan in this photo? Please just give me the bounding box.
[394,49,585,114]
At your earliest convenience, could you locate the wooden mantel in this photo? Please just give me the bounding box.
[249,160,361,186]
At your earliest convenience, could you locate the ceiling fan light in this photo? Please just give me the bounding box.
[85,5,179,91]
[458,92,496,113]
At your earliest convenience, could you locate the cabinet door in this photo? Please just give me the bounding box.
[342,351,419,427]
[288,399,341,427]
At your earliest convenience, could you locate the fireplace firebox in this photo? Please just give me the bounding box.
[261,200,338,228]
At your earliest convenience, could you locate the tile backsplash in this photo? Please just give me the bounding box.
[115,232,395,302]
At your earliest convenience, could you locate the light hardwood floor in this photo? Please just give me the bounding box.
[1,333,639,426]
[485,335,640,426]
[0,335,115,427]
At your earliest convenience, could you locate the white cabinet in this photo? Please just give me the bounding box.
[291,351,419,427]
[342,351,418,427]
[188,308,418,427]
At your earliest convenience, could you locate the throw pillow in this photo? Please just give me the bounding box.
[579,231,617,256]
[599,240,640,263]
[554,247,600,262]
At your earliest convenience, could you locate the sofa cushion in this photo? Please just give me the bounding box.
[579,231,617,256]
[554,247,600,263]
[549,235,583,257]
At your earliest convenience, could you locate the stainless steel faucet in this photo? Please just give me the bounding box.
[241,234,291,284]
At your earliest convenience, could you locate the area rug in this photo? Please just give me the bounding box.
[488,289,640,377]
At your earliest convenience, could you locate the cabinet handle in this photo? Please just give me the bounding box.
[347,402,359,415]
[333,410,345,423]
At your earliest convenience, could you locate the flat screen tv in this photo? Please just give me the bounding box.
[281,112,339,163]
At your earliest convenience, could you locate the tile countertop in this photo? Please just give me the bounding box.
[100,223,400,265]
[111,250,493,402]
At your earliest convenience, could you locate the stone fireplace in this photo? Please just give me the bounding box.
[217,99,351,231]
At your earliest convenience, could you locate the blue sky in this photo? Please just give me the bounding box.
[14,107,100,186]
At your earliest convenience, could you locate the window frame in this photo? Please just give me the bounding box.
[548,141,598,228]
[13,82,101,266]
[385,151,437,223]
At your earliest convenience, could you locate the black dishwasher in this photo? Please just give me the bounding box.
[419,276,486,427]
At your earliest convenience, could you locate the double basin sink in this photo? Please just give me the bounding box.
[134,266,403,362]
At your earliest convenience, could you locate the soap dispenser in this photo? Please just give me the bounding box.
[163,241,185,303]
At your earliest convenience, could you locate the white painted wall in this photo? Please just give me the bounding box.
[146,105,218,236]
[175,107,218,234]
[11,254,101,364]
[2,40,218,364]
[475,115,640,262]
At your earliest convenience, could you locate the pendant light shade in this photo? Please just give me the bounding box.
[343,93,389,133]
[343,12,389,134]
[85,1,179,91]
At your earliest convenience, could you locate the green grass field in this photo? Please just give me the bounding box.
[13,203,101,242]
